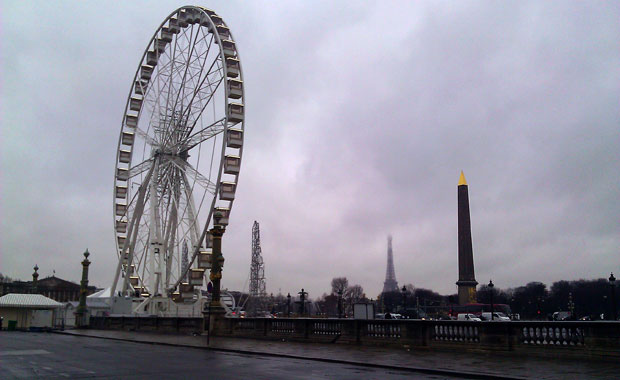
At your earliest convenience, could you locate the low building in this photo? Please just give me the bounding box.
[0,294,62,330]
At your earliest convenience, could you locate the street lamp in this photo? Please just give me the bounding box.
[298,288,308,316]
[401,285,407,315]
[270,293,275,316]
[209,212,226,308]
[488,280,494,321]
[76,250,91,328]
[448,295,455,319]
[337,289,344,318]
[610,273,617,321]
[568,292,574,320]
[287,293,291,317]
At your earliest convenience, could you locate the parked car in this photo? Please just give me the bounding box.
[481,312,511,321]
[457,313,481,321]
[552,311,571,321]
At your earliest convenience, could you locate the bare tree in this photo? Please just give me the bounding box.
[331,277,349,295]
[345,284,365,303]
[344,284,365,315]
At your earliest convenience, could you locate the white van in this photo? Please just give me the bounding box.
[481,312,510,321]
[457,313,481,321]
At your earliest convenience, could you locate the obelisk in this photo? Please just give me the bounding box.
[456,171,478,305]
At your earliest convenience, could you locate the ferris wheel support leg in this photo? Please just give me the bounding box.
[168,171,203,287]
[160,170,181,292]
[111,165,154,298]
[162,205,178,290]
[181,171,202,250]
[133,294,153,314]
[120,167,153,295]
[122,207,144,293]
[148,157,165,296]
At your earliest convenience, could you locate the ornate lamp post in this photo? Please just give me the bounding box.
[32,265,39,293]
[568,292,575,320]
[76,249,91,328]
[401,285,407,315]
[204,212,227,337]
[270,293,275,316]
[488,280,494,320]
[610,273,617,321]
[337,289,343,318]
[298,288,307,316]
[209,212,226,307]
[287,293,291,317]
[448,295,455,319]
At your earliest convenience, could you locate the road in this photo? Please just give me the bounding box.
[0,332,457,379]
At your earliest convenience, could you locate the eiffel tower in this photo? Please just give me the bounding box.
[382,235,399,293]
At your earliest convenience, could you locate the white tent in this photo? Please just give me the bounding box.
[88,287,111,298]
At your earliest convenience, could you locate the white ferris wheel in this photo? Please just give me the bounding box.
[110,6,244,308]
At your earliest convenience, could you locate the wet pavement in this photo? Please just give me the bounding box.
[1,331,467,379]
[47,329,620,379]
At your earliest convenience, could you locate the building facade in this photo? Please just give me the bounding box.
[0,276,98,303]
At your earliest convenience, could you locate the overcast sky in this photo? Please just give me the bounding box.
[1,1,618,299]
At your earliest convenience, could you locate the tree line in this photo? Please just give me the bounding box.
[314,276,619,320]
[476,278,618,320]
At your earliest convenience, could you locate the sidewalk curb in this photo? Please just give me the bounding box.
[53,331,525,380]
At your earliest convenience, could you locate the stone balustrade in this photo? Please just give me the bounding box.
[89,316,619,359]
[90,315,203,334]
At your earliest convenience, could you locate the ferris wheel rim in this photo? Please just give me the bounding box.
[111,5,245,301]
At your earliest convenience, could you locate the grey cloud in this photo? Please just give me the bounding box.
[2,1,618,299]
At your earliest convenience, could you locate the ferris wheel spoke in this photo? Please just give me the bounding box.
[178,73,225,140]
[166,25,201,140]
[134,126,159,147]
[183,67,224,131]
[127,158,155,179]
[172,117,225,152]
[175,32,217,124]
[162,32,217,148]
[170,158,217,194]
[151,29,196,148]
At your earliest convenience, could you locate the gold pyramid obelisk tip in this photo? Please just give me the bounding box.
[458,171,468,186]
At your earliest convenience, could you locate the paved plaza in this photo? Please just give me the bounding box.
[3,329,614,379]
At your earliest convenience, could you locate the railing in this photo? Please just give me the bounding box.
[521,325,585,346]
[433,323,479,343]
[90,316,203,334]
[312,321,341,335]
[365,321,401,338]
[89,316,620,359]
[219,318,619,359]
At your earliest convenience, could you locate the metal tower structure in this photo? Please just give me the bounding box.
[382,235,399,293]
[250,221,266,297]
